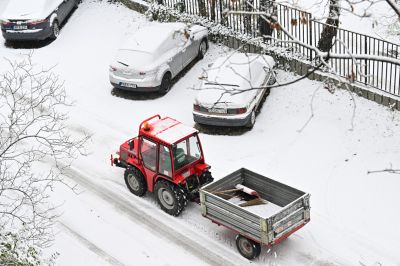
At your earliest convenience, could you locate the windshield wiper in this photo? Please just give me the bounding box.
[117,61,129,67]
[205,81,239,87]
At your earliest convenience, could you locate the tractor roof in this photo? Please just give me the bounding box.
[140,117,198,145]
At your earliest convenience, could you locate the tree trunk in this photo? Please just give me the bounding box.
[198,0,207,17]
[259,0,276,41]
[210,0,216,21]
[317,0,340,53]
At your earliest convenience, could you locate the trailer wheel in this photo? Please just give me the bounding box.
[236,235,261,260]
[124,168,146,197]
[154,179,187,216]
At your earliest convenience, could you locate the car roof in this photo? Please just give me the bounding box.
[195,53,275,107]
[120,23,186,54]
[2,0,61,20]
[140,117,198,145]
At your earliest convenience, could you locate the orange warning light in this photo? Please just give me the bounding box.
[143,122,151,131]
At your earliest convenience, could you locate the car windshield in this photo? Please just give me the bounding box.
[115,49,153,67]
[172,135,202,171]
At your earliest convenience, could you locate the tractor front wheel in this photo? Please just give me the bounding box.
[236,235,261,260]
[154,180,187,216]
[124,168,146,197]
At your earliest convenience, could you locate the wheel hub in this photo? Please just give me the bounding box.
[158,188,174,209]
[128,174,139,191]
[200,42,207,55]
[239,238,253,255]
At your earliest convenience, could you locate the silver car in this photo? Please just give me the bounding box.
[109,22,208,94]
[193,53,276,128]
[0,0,79,42]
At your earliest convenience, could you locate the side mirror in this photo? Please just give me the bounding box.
[190,35,195,41]
[128,140,134,150]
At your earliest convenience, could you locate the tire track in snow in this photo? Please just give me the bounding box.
[64,166,246,266]
[59,222,125,266]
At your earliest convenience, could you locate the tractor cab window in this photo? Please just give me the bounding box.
[173,135,201,170]
[159,145,172,177]
[140,138,157,171]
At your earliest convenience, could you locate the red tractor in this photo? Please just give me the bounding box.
[111,115,213,216]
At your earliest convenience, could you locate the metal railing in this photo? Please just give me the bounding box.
[156,0,400,96]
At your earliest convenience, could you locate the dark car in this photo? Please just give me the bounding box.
[0,0,79,42]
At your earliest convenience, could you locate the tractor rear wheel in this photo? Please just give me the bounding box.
[124,168,146,197]
[154,179,187,216]
[236,235,261,260]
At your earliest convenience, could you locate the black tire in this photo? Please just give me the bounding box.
[197,39,207,59]
[124,167,146,197]
[245,109,256,128]
[154,179,187,216]
[159,72,172,95]
[50,20,60,40]
[236,235,261,260]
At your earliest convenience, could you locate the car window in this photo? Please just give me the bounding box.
[116,49,152,66]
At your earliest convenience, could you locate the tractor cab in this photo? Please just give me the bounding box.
[112,115,213,216]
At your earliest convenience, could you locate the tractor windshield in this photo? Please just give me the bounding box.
[173,135,202,171]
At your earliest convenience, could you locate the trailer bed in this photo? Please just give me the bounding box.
[200,168,310,247]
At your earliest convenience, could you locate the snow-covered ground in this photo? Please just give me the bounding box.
[1,0,400,265]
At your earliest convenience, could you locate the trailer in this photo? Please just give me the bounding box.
[200,168,310,260]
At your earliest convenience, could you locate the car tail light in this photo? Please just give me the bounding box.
[227,107,247,114]
[0,20,11,27]
[28,19,48,26]
[109,66,117,72]
[193,104,201,111]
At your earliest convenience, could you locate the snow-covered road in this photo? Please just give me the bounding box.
[1,1,400,265]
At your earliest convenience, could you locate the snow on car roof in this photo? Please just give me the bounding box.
[195,53,275,107]
[207,53,275,88]
[121,23,186,54]
[144,117,198,144]
[2,0,62,20]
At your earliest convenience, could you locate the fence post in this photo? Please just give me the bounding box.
[364,36,368,85]
[308,14,313,60]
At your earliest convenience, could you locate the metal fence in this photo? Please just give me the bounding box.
[157,0,400,96]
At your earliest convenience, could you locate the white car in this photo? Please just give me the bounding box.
[0,0,79,41]
[193,53,276,128]
[109,22,208,94]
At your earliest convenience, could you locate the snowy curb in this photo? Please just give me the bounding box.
[118,0,400,112]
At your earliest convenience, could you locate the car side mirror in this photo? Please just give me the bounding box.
[190,35,195,41]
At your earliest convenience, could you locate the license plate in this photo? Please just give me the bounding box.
[209,108,226,114]
[14,25,27,30]
[120,82,137,88]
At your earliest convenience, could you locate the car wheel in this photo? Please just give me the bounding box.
[268,71,277,85]
[197,39,207,59]
[236,235,261,260]
[246,110,256,128]
[159,72,172,95]
[50,21,60,40]
[124,168,147,197]
[154,179,187,216]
